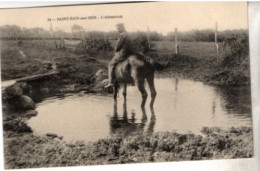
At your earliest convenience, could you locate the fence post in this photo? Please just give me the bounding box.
[55,40,58,49]
[175,28,179,55]
[43,37,45,48]
[60,36,63,49]
[215,22,220,61]
[104,33,108,50]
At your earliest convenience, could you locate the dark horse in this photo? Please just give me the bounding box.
[112,53,163,108]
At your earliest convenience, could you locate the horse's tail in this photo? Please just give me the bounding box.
[146,56,164,71]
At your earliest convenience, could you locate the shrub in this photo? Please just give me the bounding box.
[131,33,156,54]
[75,39,113,55]
[220,34,249,68]
[3,118,32,133]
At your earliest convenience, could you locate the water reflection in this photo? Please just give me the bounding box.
[215,86,251,116]
[110,100,156,138]
[175,77,178,92]
[28,83,51,103]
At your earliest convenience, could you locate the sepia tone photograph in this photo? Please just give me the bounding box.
[0,1,254,170]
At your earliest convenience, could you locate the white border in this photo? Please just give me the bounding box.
[0,1,259,171]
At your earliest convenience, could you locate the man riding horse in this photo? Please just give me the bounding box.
[105,23,161,108]
[105,23,135,88]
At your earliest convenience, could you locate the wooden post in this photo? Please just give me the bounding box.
[55,40,58,49]
[104,33,108,50]
[60,36,62,49]
[147,26,150,49]
[43,37,45,48]
[175,28,179,55]
[215,22,220,60]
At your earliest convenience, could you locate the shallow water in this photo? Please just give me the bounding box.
[1,80,16,90]
[27,78,252,142]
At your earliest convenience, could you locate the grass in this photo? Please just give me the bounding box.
[1,40,60,80]
[1,39,250,86]
[153,41,218,60]
[0,40,113,82]
[3,125,253,169]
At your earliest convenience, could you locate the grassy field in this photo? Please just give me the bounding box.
[1,40,218,80]
[0,40,112,81]
[1,38,251,88]
[153,41,218,60]
[1,40,61,80]
[1,40,215,80]
[1,39,250,86]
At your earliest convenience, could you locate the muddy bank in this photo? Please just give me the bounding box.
[3,121,253,169]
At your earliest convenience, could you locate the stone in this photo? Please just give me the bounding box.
[24,110,38,117]
[40,87,50,94]
[19,95,35,110]
[5,85,23,98]
[19,82,31,94]
[46,133,58,138]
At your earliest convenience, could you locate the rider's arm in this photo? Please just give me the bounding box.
[115,33,126,52]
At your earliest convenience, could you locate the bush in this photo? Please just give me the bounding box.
[75,39,113,55]
[131,33,156,54]
[3,118,32,133]
[220,35,249,68]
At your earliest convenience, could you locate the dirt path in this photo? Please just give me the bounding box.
[1,63,58,89]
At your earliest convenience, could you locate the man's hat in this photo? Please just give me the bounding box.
[116,23,124,27]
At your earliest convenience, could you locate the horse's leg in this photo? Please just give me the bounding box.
[131,68,147,107]
[123,84,127,101]
[123,97,127,121]
[113,100,118,118]
[147,75,157,109]
[137,79,148,108]
[131,69,138,86]
[141,106,148,121]
[113,81,119,101]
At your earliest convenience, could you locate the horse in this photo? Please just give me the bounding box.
[112,53,163,108]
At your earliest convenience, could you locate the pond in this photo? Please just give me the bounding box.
[27,78,252,142]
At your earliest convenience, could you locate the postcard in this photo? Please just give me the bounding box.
[0,1,255,170]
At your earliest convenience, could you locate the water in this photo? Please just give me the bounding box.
[27,78,252,142]
[1,80,16,90]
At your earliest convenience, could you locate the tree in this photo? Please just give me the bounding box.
[0,25,22,39]
[29,27,45,39]
[71,24,84,38]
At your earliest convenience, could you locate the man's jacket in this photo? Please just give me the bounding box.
[114,31,134,60]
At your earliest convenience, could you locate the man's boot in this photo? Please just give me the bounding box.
[105,82,113,88]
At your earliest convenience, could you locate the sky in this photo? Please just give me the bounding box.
[0,2,248,35]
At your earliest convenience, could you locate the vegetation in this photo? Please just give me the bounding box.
[0,24,248,43]
[3,123,253,169]
[166,29,248,42]
[1,30,250,87]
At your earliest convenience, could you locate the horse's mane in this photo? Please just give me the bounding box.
[134,53,164,71]
[134,53,146,61]
[134,53,152,64]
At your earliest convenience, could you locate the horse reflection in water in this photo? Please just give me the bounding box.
[110,100,156,138]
